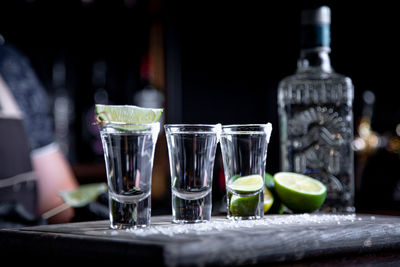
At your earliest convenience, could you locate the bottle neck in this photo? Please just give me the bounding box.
[297,47,333,74]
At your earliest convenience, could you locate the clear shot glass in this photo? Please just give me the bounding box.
[99,122,160,229]
[165,124,220,223]
[220,124,272,220]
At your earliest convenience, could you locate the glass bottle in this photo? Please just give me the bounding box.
[278,6,355,212]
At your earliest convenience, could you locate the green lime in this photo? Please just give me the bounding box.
[227,175,264,217]
[274,172,327,213]
[230,194,260,217]
[59,183,107,208]
[227,174,264,194]
[264,172,285,214]
[264,172,275,189]
[263,187,274,213]
[95,104,163,130]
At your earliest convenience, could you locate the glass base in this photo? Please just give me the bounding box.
[172,219,210,224]
[227,215,263,220]
[110,222,150,230]
[108,195,151,230]
[171,192,212,224]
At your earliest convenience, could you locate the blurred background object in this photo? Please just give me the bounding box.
[1,0,399,217]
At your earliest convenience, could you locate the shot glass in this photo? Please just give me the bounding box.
[165,124,220,223]
[99,122,160,229]
[220,124,272,220]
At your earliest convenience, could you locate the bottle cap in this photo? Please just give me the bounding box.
[300,6,331,48]
[301,6,331,25]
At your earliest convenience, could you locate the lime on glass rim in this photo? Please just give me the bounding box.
[94,104,163,130]
[227,174,264,194]
[273,172,327,213]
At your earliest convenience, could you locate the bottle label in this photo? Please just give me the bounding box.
[300,24,330,48]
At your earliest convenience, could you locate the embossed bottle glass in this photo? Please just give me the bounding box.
[278,6,355,212]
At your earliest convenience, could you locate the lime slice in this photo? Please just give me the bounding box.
[59,183,107,208]
[227,174,264,194]
[95,104,162,130]
[263,187,274,213]
[274,172,327,213]
[95,104,162,123]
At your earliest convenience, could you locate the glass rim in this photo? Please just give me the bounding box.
[98,121,160,126]
[164,123,220,127]
[221,123,272,129]
[222,122,272,132]
[220,123,272,139]
[164,123,221,134]
[98,121,160,133]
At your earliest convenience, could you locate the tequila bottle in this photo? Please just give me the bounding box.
[278,6,355,212]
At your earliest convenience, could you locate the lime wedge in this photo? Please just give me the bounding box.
[94,104,162,130]
[230,194,260,217]
[274,172,327,213]
[263,187,274,213]
[59,183,107,208]
[227,174,264,194]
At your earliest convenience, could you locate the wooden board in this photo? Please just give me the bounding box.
[1,214,400,266]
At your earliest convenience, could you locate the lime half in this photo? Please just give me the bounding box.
[95,104,162,130]
[274,172,327,213]
[227,174,264,194]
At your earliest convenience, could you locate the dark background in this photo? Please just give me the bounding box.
[1,0,399,213]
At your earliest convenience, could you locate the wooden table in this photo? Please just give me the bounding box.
[1,214,400,266]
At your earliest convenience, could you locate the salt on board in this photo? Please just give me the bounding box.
[127,214,358,237]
